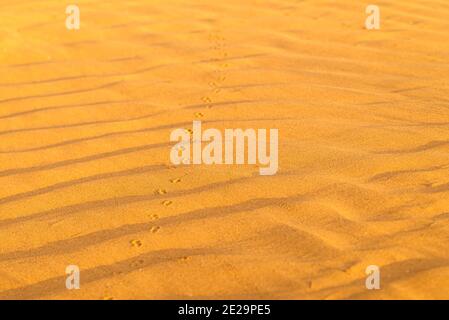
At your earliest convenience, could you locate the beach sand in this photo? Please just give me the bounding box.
[0,0,448,299]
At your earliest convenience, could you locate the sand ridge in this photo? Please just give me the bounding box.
[0,0,449,299]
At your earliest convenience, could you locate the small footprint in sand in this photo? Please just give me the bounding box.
[161,200,172,206]
[130,239,142,247]
[154,188,167,195]
[150,226,160,233]
[130,259,145,267]
[194,112,204,118]
[184,128,193,135]
[149,214,159,220]
[170,178,182,183]
[279,203,293,211]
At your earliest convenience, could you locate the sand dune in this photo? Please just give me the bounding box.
[0,0,449,299]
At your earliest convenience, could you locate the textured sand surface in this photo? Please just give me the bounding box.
[0,0,449,299]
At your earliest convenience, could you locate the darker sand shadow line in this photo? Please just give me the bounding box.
[432,212,449,221]
[0,81,122,105]
[420,182,449,194]
[103,22,154,30]
[181,99,263,110]
[310,258,449,299]
[219,82,287,90]
[359,96,449,108]
[356,100,403,106]
[105,56,143,62]
[0,165,166,206]
[402,122,449,128]
[0,193,307,263]
[194,54,267,64]
[0,142,168,178]
[18,21,56,32]
[6,60,61,68]
[0,110,167,136]
[63,40,99,47]
[374,139,449,155]
[367,163,449,182]
[0,247,219,300]
[390,86,429,94]
[0,63,168,87]
[0,71,168,87]
[0,75,101,87]
[363,117,449,129]
[0,99,137,120]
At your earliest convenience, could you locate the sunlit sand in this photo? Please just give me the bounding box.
[0,0,449,299]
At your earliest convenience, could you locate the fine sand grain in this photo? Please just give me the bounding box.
[0,0,449,299]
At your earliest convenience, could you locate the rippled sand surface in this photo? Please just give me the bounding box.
[0,0,449,299]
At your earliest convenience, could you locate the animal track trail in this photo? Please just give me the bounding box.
[160,177,183,207]
[209,30,228,88]
[197,30,229,116]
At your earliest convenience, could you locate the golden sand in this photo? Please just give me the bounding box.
[0,0,449,299]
